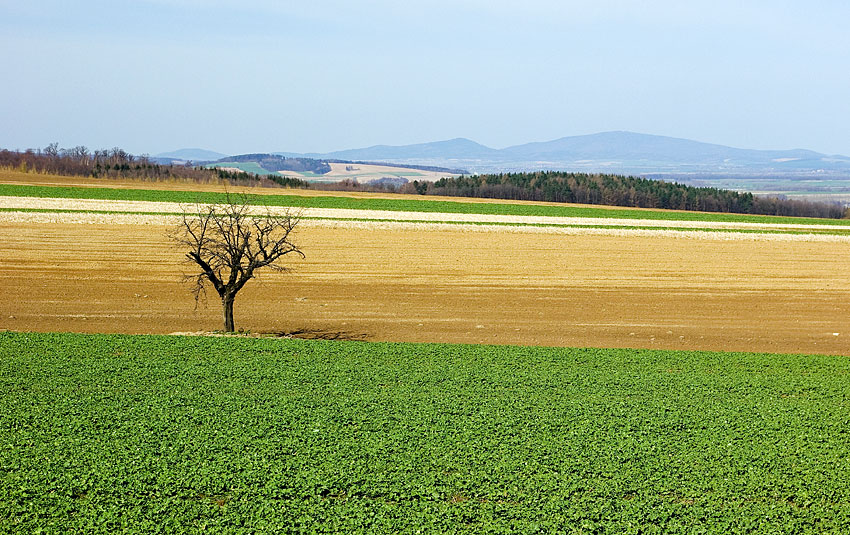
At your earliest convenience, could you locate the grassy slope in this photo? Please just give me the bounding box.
[2,332,849,533]
[2,183,849,226]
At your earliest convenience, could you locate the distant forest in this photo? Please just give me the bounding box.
[1,145,846,219]
[398,172,848,219]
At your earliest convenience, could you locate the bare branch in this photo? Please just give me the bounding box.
[169,195,304,332]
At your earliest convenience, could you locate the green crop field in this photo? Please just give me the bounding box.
[2,183,850,226]
[2,332,849,533]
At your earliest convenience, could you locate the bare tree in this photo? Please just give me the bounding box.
[171,195,304,332]
[44,142,59,157]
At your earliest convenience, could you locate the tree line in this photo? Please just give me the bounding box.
[0,145,309,189]
[398,172,848,219]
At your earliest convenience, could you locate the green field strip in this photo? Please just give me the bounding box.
[2,183,849,227]
[4,207,850,236]
[2,332,850,532]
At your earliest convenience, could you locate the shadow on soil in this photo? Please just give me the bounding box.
[272,329,369,342]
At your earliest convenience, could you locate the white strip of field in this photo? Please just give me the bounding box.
[2,210,849,242]
[1,196,848,240]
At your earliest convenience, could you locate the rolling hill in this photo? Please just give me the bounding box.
[271,131,850,177]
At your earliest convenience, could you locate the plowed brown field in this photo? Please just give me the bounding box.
[2,220,848,355]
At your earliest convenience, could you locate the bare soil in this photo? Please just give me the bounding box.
[2,222,848,355]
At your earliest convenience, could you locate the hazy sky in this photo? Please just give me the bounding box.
[2,1,849,156]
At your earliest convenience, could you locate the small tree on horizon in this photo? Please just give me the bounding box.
[171,195,304,332]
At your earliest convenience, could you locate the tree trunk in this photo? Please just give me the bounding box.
[222,295,235,332]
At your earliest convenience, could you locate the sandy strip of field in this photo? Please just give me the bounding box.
[1,209,849,242]
[2,222,848,355]
[316,162,459,181]
[1,196,848,234]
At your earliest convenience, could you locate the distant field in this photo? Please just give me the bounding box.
[206,161,273,176]
[770,192,850,204]
[3,332,849,533]
[201,161,457,183]
[281,162,458,183]
[2,183,849,227]
[690,178,850,204]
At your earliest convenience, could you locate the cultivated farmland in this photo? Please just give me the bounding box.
[0,173,849,355]
[3,332,850,533]
[2,171,850,532]
[1,223,849,355]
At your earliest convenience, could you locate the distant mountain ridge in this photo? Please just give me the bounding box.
[501,131,826,163]
[274,131,850,176]
[278,138,500,161]
[159,131,850,177]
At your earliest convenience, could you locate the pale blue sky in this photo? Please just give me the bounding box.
[2,1,849,156]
